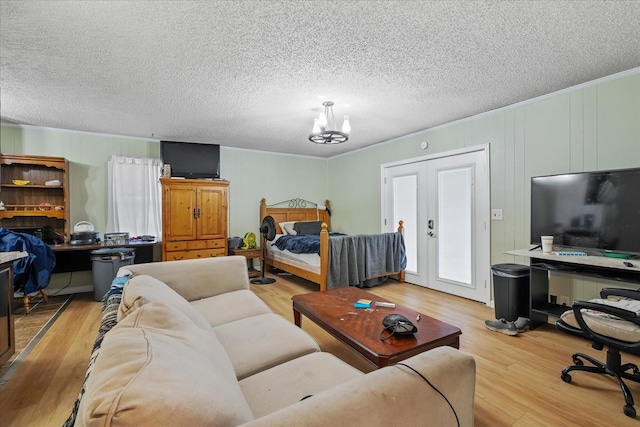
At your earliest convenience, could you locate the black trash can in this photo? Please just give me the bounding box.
[91,248,136,301]
[492,263,530,321]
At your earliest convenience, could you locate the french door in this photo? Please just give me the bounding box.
[382,146,490,304]
[383,162,428,286]
[426,151,490,303]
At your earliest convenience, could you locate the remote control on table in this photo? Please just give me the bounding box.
[375,301,396,308]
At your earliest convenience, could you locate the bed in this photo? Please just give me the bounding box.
[260,198,406,291]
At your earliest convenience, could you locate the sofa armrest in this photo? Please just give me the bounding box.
[242,346,475,427]
[120,256,250,301]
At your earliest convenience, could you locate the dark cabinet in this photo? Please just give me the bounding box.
[0,262,15,366]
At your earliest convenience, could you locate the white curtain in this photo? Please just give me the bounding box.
[107,155,163,239]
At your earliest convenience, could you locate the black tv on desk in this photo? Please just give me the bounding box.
[531,167,640,256]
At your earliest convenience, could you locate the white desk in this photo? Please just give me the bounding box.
[506,248,640,329]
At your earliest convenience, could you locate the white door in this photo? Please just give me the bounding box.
[426,150,490,303]
[383,162,428,286]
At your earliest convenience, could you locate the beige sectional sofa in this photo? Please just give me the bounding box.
[74,256,476,426]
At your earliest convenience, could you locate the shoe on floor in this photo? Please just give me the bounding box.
[514,317,531,332]
[484,318,518,336]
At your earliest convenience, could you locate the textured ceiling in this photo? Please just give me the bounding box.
[1,1,639,158]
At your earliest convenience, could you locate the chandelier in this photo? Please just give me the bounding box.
[309,101,351,144]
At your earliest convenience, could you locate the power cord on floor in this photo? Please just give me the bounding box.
[49,271,74,297]
[393,362,460,427]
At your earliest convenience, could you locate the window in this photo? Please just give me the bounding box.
[106,155,162,239]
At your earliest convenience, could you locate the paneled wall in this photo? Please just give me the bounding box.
[328,69,639,300]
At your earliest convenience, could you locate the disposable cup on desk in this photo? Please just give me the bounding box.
[541,236,554,253]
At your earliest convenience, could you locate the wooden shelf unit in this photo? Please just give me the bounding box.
[0,154,70,240]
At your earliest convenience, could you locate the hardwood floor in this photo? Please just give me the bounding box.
[1,275,638,426]
[0,293,101,427]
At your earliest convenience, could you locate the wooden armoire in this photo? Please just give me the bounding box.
[160,178,229,261]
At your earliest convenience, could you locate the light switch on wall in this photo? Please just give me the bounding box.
[491,209,503,220]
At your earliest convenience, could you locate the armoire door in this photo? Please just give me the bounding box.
[163,184,198,241]
[196,186,228,240]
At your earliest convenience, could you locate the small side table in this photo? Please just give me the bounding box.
[229,247,262,278]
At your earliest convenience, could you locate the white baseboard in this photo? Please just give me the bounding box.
[48,285,93,296]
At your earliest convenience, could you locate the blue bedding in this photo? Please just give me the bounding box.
[272,233,344,255]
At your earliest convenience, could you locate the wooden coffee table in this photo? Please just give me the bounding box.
[292,287,461,368]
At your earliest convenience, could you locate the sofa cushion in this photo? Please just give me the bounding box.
[191,289,273,327]
[118,274,211,330]
[239,346,475,427]
[121,256,251,301]
[77,301,254,427]
[240,352,363,417]
[214,313,321,380]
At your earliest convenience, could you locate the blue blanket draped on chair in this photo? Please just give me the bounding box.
[0,227,56,294]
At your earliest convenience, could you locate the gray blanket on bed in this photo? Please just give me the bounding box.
[327,232,406,289]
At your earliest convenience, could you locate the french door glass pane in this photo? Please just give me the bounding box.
[394,175,417,273]
[438,167,472,285]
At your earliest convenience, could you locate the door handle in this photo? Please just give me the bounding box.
[428,219,434,230]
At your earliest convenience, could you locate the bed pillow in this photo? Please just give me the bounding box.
[280,221,298,235]
[293,221,323,235]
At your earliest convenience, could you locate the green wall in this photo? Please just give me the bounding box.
[0,128,328,239]
[0,127,160,237]
[1,68,638,299]
[221,147,328,238]
[327,69,640,300]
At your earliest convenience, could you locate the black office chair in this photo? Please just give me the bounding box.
[556,288,640,418]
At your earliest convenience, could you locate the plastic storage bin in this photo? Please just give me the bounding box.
[91,248,135,301]
[491,263,530,321]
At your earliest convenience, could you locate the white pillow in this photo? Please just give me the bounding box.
[280,221,297,235]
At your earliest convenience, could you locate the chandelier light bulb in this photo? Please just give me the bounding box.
[317,111,327,130]
[311,118,321,135]
[342,115,351,135]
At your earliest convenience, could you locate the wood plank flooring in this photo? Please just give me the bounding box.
[1,274,638,426]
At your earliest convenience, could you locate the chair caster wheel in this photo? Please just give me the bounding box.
[624,404,636,418]
[561,372,572,383]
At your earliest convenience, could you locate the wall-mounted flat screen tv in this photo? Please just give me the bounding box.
[160,141,220,179]
[531,168,640,255]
